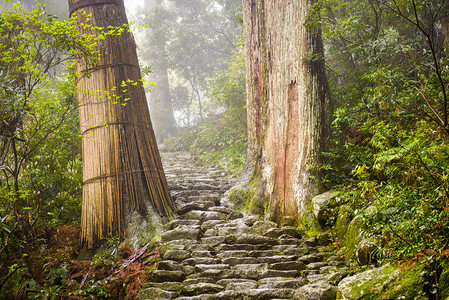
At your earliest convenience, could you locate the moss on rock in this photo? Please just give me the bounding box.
[335,205,352,242]
[344,215,365,260]
[384,263,427,299]
[337,263,428,300]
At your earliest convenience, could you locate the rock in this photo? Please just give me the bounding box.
[136,287,177,300]
[217,250,249,258]
[214,290,246,300]
[158,260,183,271]
[251,221,278,235]
[161,226,200,243]
[158,240,187,258]
[265,226,302,239]
[308,272,347,285]
[312,191,339,226]
[222,257,257,266]
[191,250,213,257]
[344,215,365,259]
[270,261,306,271]
[216,243,254,251]
[141,282,183,292]
[181,210,206,221]
[200,236,227,246]
[257,277,305,289]
[246,288,295,299]
[326,255,345,263]
[307,262,328,270]
[273,245,308,256]
[236,234,279,246]
[203,228,217,237]
[182,257,220,265]
[225,280,258,291]
[228,210,245,220]
[182,283,224,296]
[165,219,200,230]
[337,264,427,299]
[355,238,377,266]
[261,269,299,278]
[197,269,231,281]
[183,277,216,285]
[176,295,215,300]
[335,205,352,242]
[241,215,259,226]
[294,282,338,300]
[184,265,196,275]
[316,232,332,246]
[217,225,252,237]
[189,194,221,204]
[279,236,300,245]
[249,250,279,257]
[299,253,322,264]
[203,211,228,221]
[302,237,318,247]
[151,270,186,283]
[201,219,226,231]
[185,243,212,252]
[230,263,268,280]
[208,206,243,219]
[281,216,297,227]
[177,201,215,214]
[195,264,230,272]
[162,249,190,261]
[257,255,297,264]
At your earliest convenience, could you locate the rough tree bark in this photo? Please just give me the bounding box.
[239,0,330,224]
[144,0,177,143]
[69,0,176,249]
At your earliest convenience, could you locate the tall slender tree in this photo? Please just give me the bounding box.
[68,0,176,249]
[143,0,177,143]
[240,0,330,224]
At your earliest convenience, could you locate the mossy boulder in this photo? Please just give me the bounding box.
[355,238,377,266]
[335,205,352,242]
[337,263,428,300]
[311,191,339,227]
[344,214,365,260]
[136,287,177,300]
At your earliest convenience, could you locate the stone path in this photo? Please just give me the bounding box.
[137,152,348,300]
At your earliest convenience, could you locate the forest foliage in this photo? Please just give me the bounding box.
[1,0,449,298]
[321,0,449,284]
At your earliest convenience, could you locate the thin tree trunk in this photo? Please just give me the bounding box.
[69,0,176,249]
[239,0,330,224]
[144,0,177,143]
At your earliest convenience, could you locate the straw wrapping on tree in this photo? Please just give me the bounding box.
[69,0,176,249]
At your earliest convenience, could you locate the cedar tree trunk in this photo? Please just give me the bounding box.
[240,0,330,224]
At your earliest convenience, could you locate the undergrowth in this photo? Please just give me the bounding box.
[0,224,160,299]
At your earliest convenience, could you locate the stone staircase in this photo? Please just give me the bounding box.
[137,152,348,300]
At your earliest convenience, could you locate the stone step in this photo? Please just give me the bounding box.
[136,151,347,300]
[181,283,224,296]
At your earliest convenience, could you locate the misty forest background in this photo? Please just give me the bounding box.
[1,0,449,298]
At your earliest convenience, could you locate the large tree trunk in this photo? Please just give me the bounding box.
[69,0,176,249]
[144,0,177,143]
[240,0,329,224]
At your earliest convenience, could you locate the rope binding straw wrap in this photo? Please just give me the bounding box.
[68,0,125,16]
